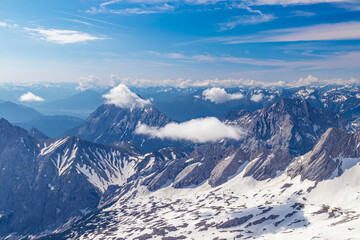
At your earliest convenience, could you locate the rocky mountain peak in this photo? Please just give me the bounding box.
[74,103,189,152]
[226,98,348,156]
[271,98,310,116]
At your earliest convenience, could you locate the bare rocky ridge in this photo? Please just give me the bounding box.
[0,119,184,237]
[243,147,293,180]
[287,128,360,181]
[225,98,348,156]
[222,98,348,181]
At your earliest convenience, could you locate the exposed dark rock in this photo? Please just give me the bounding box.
[244,147,293,180]
[217,214,254,228]
[225,98,348,156]
[0,118,144,237]
[209,150,248,187]
[287,128,360,181]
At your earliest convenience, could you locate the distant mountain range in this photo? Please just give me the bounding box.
[146,85,360,122]
[1,95,360,239]
[0,101,43,122]
[34,90,104,118]
[16,115,84,138]
[0,100,83,138]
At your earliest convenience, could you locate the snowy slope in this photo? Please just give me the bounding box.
[42,125,360,239]
[45,159,360,240]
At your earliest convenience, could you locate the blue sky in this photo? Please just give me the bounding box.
[0,0,360,87]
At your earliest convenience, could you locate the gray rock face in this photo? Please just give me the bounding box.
[171,144,242,188]
[225,98,348,156]
[0,118,144,237]
[244,148,293,181]
[209,150,248,187]
[287,128,360,181]
[221,98,349,181]
[75,104,189,152]
[144,144,248,190]
[0,119,42,235]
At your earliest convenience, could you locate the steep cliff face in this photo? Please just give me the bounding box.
[225,98,348,156]
[0,119,142,236]
[287,128,360,181]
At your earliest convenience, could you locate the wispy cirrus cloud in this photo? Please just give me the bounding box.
[57,11,130,28]
[290,10,316,17]
[24,27,105,44]
[184,21,360,44]
[219,14,275,30]
[147,50,360,71]
[218,3,276,30]
[87,3,175,15]
[87,0,350,16]
[254,21,360,43]
[249,0,352,5]
[147,51,289,66]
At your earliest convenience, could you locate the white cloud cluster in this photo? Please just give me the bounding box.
[290,75,360,87]
[103,84,151,108]
[250,93,264,102]
[24,28,105,44]
[202,87,244,103]
[135,117,245,143]
[19,92,44,102]
[77,75,101,91]
[108,74,360,88]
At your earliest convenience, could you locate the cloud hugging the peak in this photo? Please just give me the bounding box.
[19,92,44,102]
[135,117,245,143]
[103,84,151,108]
[202,87,244,104]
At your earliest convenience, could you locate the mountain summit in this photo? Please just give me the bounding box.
[75,104,181,152]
